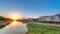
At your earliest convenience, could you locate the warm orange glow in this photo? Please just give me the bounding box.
[8,13,23,20]
[11,15,18,20]
[7,12,24,27]
[12,21,16,26]
[11,21,23,27]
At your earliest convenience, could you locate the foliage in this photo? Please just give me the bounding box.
[0,16,5,20]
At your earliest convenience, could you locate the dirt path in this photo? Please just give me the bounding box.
[29,22,60,27]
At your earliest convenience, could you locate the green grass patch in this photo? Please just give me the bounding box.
[27,23,60,34]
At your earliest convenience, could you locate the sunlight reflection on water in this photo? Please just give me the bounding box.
[0,21,28,34]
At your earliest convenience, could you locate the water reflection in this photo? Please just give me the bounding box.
[0,21,28,34]
[10,21,24,27]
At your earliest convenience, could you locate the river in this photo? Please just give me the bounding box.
[0,21,28,34]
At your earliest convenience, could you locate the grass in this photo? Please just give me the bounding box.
[27,23,60,34]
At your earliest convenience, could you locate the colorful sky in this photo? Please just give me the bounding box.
[0,0,60,18]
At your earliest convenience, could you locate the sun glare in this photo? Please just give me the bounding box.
[8,12,23,26]
[11,21,23,27]
[11,15,18,20]
[8,13,21,20]
[13,21,16,26]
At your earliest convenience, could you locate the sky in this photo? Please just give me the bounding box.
[0,0,60,18]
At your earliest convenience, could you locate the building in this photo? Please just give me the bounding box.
[39,16,52,21]
[27,18,34,22]
[39,16,45,21]
[38,14,60,22]
[53,14,60,22]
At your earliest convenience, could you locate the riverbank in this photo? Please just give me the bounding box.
[0,22,60,34]
[28,22,60,27]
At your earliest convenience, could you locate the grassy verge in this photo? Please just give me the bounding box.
[27,23,60,34]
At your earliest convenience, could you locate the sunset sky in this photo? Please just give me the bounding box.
[0,0,60,18]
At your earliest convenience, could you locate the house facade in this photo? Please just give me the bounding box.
[39,16,52,21]
[53,14,60,22]
[38,14,60,22]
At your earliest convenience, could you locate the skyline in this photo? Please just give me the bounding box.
[0,0,60,18]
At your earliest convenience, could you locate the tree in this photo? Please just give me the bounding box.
[0,16,5,20]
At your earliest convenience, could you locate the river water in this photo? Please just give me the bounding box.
[0,21,28,34]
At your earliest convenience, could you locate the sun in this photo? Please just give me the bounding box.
[8,13,20,20]
[8,12,24,21]
[11,15,18,20]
